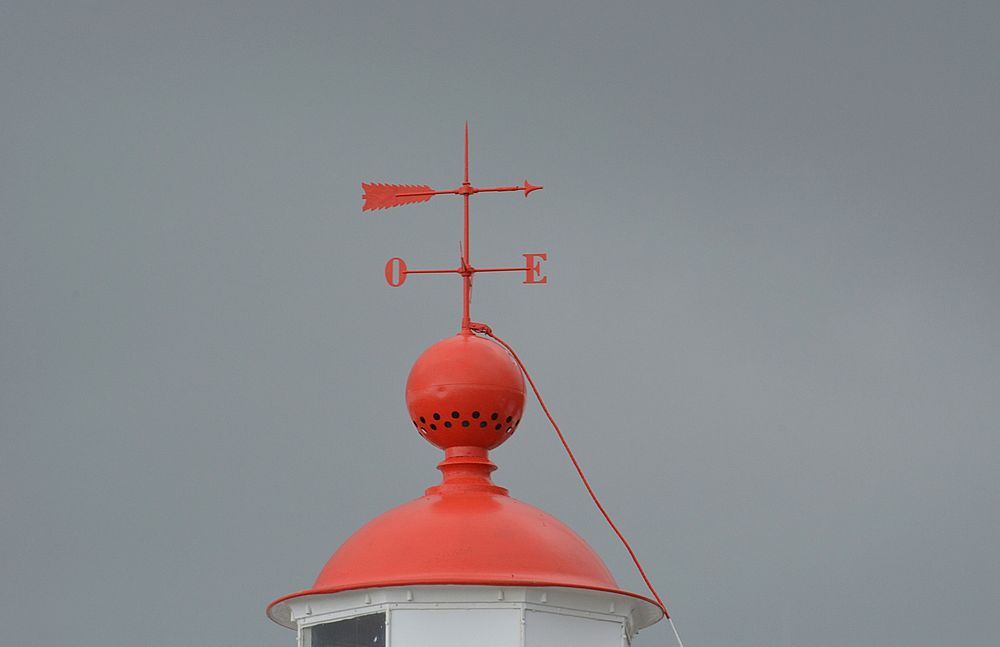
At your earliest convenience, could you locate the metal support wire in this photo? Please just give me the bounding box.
[472,323,688,647]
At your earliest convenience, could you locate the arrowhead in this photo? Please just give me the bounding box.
[523,180,543,197]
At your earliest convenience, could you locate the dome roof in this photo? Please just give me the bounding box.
[267,448,662,620]
[313,489,613,592]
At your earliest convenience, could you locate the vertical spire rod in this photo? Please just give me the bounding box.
[461,122,472,331]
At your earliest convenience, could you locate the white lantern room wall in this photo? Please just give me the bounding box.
[273,586,660,647]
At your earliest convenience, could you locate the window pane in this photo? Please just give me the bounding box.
[309,613,386,647]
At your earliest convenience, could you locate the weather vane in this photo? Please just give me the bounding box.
[362,122,546,332]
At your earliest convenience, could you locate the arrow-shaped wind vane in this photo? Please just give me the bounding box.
[361,123,547,331]
[363,180,543,212]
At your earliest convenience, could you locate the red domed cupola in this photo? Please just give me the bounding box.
[268,331,662,622]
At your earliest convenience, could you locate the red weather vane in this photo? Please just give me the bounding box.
[362,123,547,331]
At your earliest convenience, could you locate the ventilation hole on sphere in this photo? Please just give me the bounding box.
[495,424,502,430]
[420,428,427,434]
[472,411,480,418]
[433,413,441,420]
[506,416,513,423]
[444,421,452,428]
[419,416,426,424]
[506,427,513,434]
[480,421,487,428]
[430,424,437,430]
[491,413,499,420]
[412,420,418,428]
[451,411,460,419]
[461,420,469,427]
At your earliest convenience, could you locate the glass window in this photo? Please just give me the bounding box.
[307,613,386,647]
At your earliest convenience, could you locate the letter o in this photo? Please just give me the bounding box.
[385,257,408,287]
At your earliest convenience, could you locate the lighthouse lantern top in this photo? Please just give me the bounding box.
[267,125,666,643]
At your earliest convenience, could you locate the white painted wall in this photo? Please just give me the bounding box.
[281,586,661,647]
[524,608,625,647]
[391,608,521,647]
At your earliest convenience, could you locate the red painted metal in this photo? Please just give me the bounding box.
[362,183,433,211]
[384,257,407,286]
[267,332,665,621]
[267,444,664,621]
[362,123,546,329]
[522,253,548,284]
[406,334,525,450]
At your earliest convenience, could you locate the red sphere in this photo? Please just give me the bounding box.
[406,334,525,450]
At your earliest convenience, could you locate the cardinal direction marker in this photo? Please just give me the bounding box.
[522,253,548,284]
[363,123,546,331]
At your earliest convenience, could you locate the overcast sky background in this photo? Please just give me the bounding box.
[2,2,998,646]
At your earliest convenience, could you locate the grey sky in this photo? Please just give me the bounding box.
[2,2,998,646]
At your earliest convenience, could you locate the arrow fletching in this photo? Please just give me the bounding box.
[362,183,434,212]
